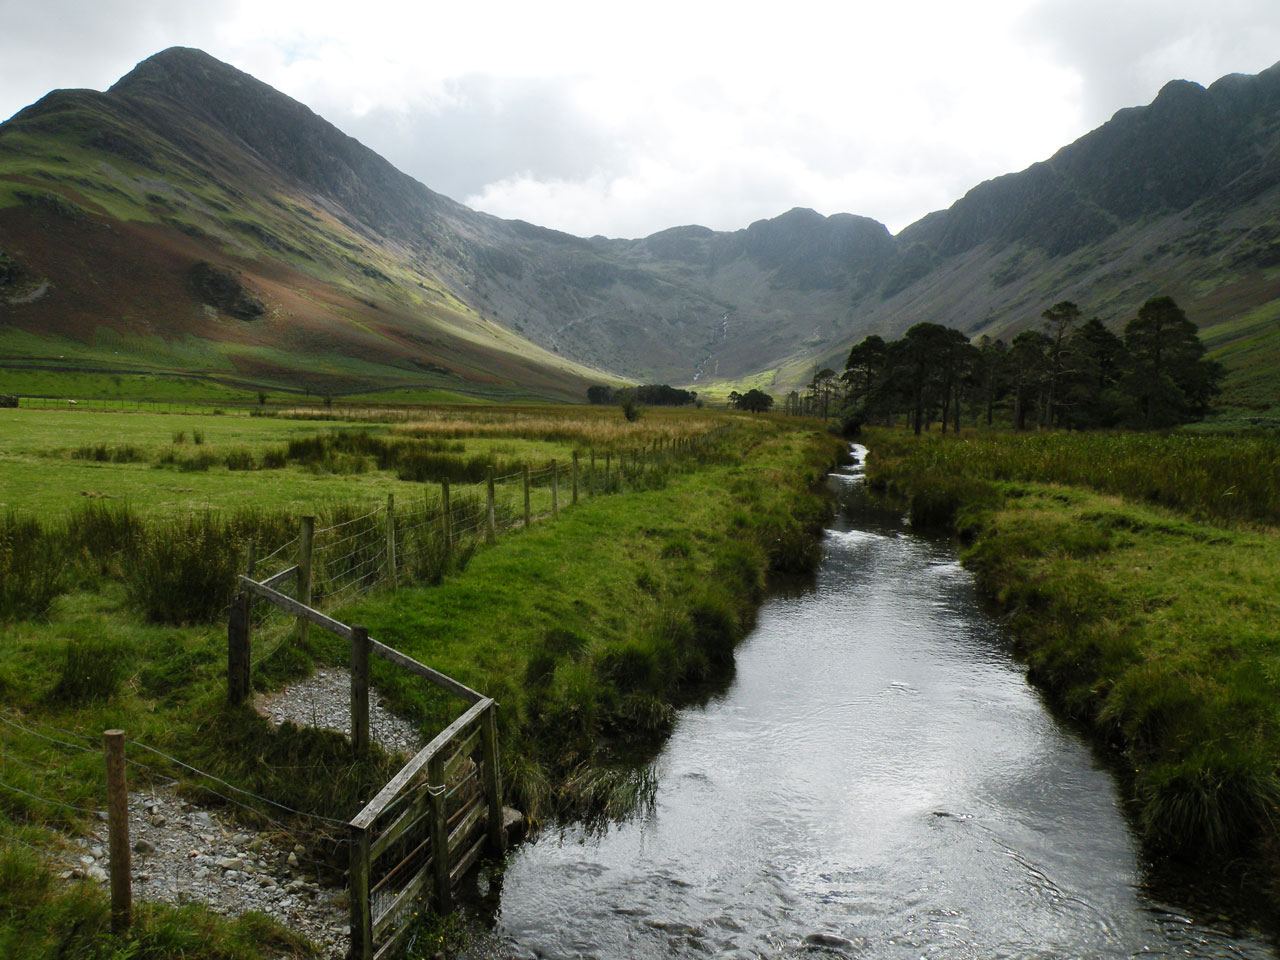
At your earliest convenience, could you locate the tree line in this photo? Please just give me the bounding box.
[587,384,698,406]
[827,296,1223,433]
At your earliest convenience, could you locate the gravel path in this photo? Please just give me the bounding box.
[65,668,427,958]
[255,667,426,756]
[70,785,350,957]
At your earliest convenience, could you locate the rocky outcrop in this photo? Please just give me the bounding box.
[186,261,264,320]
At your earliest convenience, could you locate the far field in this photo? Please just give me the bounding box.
[0,404,718,517]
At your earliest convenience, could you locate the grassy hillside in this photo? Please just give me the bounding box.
[0,68,611,403]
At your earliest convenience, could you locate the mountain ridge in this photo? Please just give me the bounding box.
[3,47,1280,408]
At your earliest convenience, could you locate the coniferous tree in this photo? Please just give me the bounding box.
[1009,330,1050,430]
[1120,296,1223,428]
[1041,300,1081,426]
[1060,318,1125,428]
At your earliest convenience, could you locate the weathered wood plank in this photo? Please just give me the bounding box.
[370,834,430,898]
[445,769,480,812]
[447,834,487,887]
[349,825,372,960]
[446,795,486,856]
[298,516,314,644]
[480,704,506,853]
[442,728,481,782]
[351,698,492,830]
[428,752,450,913]
[370,790,432,861]
[371,855,433,941]
[238,577,352,640]
[367,639,484,704]
[351,626,370,756]
[259,565,298,589]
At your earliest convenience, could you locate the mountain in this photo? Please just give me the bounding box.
[0,48,607,401]
[3,48,1279,411]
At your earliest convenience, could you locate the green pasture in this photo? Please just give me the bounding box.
[0,409,610,518]
[0,409,842,960]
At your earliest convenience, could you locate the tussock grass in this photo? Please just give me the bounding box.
[0,511,65,621]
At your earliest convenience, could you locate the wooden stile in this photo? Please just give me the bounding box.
[229,550,505,955]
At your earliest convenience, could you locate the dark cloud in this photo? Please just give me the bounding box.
[322,75,625,203]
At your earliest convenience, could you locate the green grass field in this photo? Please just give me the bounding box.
[0,403,842,959]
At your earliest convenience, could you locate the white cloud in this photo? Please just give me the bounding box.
[2,0,1276,238]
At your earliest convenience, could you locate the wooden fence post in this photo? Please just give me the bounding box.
[486,467,497,543]
[227,559,251,705]
[441,479,452,558]
[351,626,370,756]
[348,824,372,960]
[481,705,505,854]
[551,460,559,517]
[572,452,579,505]
[429,752,451,913]
[104,730,131,934]
[605,451,611,487]
[590,451,596,493]
[385,493,397,589]
[522,465,531,528]
[298,516,315,643]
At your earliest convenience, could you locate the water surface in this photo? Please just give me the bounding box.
[488,448,1273,959]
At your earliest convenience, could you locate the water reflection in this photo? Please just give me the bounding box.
[484,445,1274,959]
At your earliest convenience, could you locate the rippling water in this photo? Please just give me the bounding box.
[487,447,1275,959]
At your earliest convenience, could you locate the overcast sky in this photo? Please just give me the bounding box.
[4,0,1280,239]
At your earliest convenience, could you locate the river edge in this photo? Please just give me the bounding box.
[338,424,852,953]
[440,444,1277,959]
[860,433,1280,931]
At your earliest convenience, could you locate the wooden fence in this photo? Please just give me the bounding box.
[223,424,736,957]
[230,567,504,960]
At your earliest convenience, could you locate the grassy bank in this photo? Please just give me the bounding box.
[343,422,846,822]
[864,428,1280,882]
[0,406,843,958]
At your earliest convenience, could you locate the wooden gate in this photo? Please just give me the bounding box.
[228,568,505,960]
[348,696,504,959]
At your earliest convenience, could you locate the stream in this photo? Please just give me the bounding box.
[482,446,1274,959]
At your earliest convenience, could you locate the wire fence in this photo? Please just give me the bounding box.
[1,707,349,893]
[237,427,735,670]
[0,424,736,946]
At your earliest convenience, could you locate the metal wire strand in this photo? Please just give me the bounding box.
[126,741,351,828]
